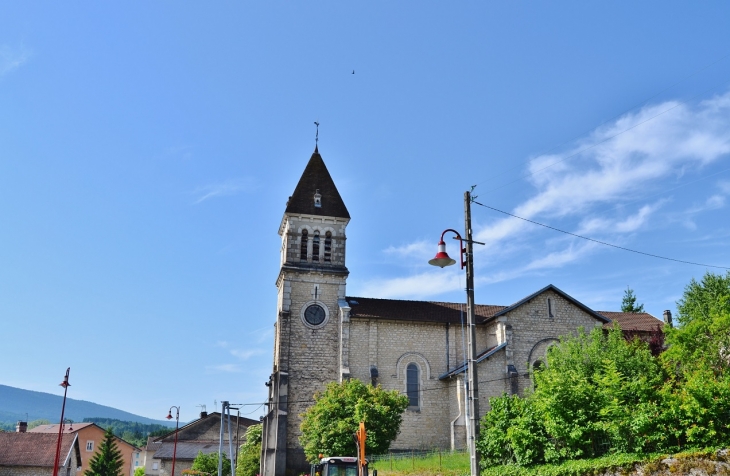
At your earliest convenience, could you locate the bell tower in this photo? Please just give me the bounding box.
[261,146,350,476]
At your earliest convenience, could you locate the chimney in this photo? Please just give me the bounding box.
[200,411,208,419]
[663,310,673,328]
[16,421,27,433]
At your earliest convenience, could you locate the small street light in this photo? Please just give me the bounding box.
[428,191,484,476]
[52,368,71,476]
[166,406,181,476]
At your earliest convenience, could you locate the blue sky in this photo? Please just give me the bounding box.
[1,2,729,423]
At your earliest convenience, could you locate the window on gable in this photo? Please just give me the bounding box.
[312,231,320,262]
[300,230,308,261]
[324,231,332,262]
[547,298,554,318]
[406,363,419,408]
[86,441,94,452]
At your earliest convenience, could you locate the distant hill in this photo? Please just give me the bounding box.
[0,384,175,427]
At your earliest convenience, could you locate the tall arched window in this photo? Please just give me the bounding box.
[300,230,308,261]
[312,231,320,262]
[324,231,332,262]
[406,363,419,407]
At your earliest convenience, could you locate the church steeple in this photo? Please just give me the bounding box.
[284,148,350,219]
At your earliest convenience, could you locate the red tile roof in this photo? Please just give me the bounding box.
[599,311,664,332]
[346,296,504,324]
[0,433,76,467]
[29,422,94,434]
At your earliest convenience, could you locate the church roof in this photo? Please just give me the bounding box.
[346,296,505,324]
[285,147,350,219]
[599,311,663,332]
[491,284,610,323]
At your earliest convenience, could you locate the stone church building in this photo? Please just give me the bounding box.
[260,147,665,476]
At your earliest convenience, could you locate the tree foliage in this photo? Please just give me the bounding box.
[134,467,145,476]
[85,428,124,476]
[299,379,409,463]
[477,273,730,469]
[620,286,644,313]
[83,418,172,447]
[236,424,262,476]
[189,451,231,476]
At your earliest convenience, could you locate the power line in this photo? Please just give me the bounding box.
[472,200,730,270]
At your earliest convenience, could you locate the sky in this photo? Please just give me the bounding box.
[1,2,729,423]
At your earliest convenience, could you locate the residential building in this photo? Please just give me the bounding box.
[0,432,81,476]
[30,423,140,476]
[144,411,258,476]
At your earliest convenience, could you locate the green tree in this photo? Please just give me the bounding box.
[236,424,262,476]
[658,271,730,447]
[189,451,231,476]
[299,379,409,463]
[85,428,124,476]
[134,467,145,476]
[621,286,644,313]
[27,419,51,430]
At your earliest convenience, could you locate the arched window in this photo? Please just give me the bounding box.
[324,231,332,262]
[300,230,308,261]
[406,363,419,407]
[312,231,320,262]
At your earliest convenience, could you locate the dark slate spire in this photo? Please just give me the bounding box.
[285,148,350,219]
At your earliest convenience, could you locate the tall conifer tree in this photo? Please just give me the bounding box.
[85,428,124,476]
[621,286,644,313]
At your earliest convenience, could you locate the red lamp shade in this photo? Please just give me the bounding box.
[166,412,173,420]
[428,240,456,268]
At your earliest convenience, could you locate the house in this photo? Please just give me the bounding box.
[260,146,668,476]
[0,431,81,476]
[143,411,259,476]
[29,423,141,476]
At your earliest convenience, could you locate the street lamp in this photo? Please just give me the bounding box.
[52,368,71,476]
[166,406,180,476]
[428,190,483,476]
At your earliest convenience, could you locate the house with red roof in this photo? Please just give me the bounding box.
[29,423,141,476]
[0,431,81,476]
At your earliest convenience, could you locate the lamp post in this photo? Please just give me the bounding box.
[166,406,180,476]
[52,368,71,476]
[428,190,483,476]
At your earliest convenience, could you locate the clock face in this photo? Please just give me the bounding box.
[304,304,326,326]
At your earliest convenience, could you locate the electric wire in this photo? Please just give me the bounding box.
[252,373,532,410]
[472,200,730,270]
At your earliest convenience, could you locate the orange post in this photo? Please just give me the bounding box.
[356,422,366,475]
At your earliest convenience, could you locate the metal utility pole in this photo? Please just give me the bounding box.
[218,402,228,476]
[428,191,483,476]
[52,368,71,476]
[464,190,481,476]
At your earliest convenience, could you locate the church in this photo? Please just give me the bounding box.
[260,147,666,476]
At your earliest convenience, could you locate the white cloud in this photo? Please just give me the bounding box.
[230,349,264,360]
[357,270,464,300]
[0,44,31,76]
[193,177,258,204]
[383,240,432,259]
[382,91,730,298]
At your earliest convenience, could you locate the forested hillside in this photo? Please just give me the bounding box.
[0,384,174,429]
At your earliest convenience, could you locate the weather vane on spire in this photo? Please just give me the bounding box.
[314,121,320,146]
